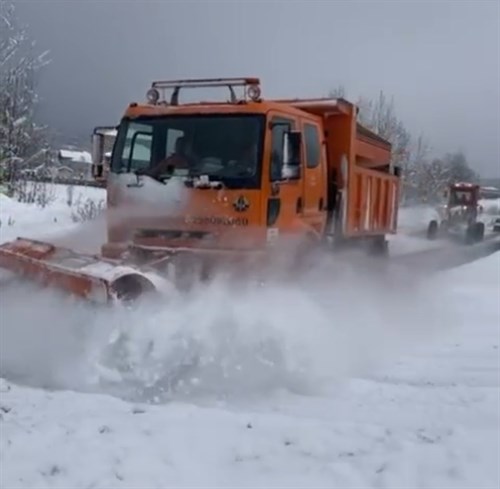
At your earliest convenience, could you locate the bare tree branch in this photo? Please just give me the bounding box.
[0,0,52,180]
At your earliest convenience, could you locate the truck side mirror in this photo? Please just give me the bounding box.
[282,130,301,179]
[92,162,104,179]
[91,132,105,180]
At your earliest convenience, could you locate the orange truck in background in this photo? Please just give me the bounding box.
[0,77,401,303]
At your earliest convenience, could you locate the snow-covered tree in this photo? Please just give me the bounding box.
[356,91,412,176]
[402,133,431,203]
[327,85,482,204]
[443,151,479,184]
[0,0,51,184]
[328,85,347,99]
[410,150,479,204]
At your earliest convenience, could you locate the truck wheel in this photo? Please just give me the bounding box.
[465,223,477,245]
[465,222,485,244]
[427,220,438,240]
[368,236,389,258]
[474,222,485,242]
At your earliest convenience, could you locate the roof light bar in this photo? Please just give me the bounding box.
[151,77,260,90]
[147,77,261,106]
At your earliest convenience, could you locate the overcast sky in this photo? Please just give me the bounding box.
[14,0,500,176]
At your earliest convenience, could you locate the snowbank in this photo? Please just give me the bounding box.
[397,204,437,233]
[0,184,106,252]
[480,197,500,215]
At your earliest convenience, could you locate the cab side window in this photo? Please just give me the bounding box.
[304,123,321,169]
[129,133,153,171]
[270,117,295,181]
[166,128,185,157]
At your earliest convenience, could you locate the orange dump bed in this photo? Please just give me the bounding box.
[283,98,399,237]
[346,164,399,236]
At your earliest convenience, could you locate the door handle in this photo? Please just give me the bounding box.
[296,197,303,214]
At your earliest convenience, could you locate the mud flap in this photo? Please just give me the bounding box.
[0,237,157,304]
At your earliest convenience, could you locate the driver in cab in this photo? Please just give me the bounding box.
[143,136,195,179]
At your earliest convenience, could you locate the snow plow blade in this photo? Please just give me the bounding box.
[0,238,157,304]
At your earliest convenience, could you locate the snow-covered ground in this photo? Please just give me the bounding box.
[390,199,500,256]
[395,199,500,235]
[396,199,500,232]
[0,183,107,253]
[0,183,499,488]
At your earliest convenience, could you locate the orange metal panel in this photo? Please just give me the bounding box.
[344,165,399,237]
[356,139,392,167]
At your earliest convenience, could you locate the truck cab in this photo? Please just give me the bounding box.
[428,182,485,243]
[446,182,481,210]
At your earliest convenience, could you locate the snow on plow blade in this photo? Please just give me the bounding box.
[0,238,156,304]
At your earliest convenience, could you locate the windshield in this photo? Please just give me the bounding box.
[449,190,473,206]
[111,114,265,189]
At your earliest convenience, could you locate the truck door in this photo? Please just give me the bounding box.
[301,120,327,234]
[267,114,303,235]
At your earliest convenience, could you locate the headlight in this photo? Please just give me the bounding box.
[247,84,261,102]
[146,88,160,104]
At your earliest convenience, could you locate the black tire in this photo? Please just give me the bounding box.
[474,222,485,242]
[465,221,485,245]
[427,220,438,240]
[464,224,476,245]
[368,236,389,258]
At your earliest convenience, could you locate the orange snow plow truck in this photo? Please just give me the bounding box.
[0,78,401,304]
